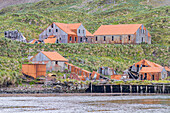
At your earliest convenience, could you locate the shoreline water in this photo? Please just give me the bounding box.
[0,93,169,97]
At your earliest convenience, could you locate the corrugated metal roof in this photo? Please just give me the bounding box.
[139,67,163,73]
[41,51,68,61]
[93,24,143,35]
[44,38,57,43]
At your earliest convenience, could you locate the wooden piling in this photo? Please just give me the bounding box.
[104,85,106,93]
[140,86,143,93]
[130,85,132,93]
[154,85,157,93]
[163,84,165,93]
[120,85,122,93]
[111,85,113,93]
[145,85,147,93]
[91,82,92,93]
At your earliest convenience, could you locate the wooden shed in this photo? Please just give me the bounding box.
[22,64,46,79]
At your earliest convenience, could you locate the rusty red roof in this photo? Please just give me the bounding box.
[93,24,143,35]
[139,67,163,73]
[41,51,68,61]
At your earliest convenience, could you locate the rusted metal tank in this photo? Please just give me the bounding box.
[22,64,46,79]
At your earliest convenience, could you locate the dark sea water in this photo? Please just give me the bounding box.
[0,94,169,113]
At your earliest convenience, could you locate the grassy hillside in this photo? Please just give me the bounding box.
[0,37,169,86]
[0,0,169,86]
[0,0,169,45]
[0,0,42,10]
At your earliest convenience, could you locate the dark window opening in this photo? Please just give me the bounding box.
[79,29,80,33]
[80,37,82,42]
[120,36,122,41]
[75,37,77,41]
[128,35,131,41]
[152,75,154,80]
[142,65,145,67]
[56,39,59,43]
[56,29,58,32]
[86,38,88,42]
[70,36,72,41]
[56,61,58,64]
[104,36,106,41]
[60,38,61,40]
[51,24,53,28]
[144,73,147,80]
[5,32,7,35]
[141,75,143,80]
[49,29,51,32]
[142,37,143,42]
[112,36,114,41]
[96,36,98,41]
[137,65,139,72]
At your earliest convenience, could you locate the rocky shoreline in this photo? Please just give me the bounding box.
[0,83,89,94]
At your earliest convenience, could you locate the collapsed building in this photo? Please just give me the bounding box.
[4,30,27,43]
[65,63,108,81]
[126,59,167,80]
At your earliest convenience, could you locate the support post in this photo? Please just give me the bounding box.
[91,82,92,93]
[120,85,122,93]
[130,85,132,93]
[163,84,165,93]
[137,85,139,93]
[141,86,143,93]
[111,85,113,93]
[145,85,147,93]
[104,85,106,93]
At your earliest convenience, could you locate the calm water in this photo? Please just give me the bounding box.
[0,94,169,113]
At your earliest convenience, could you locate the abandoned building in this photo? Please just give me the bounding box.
[98,67,117,76]
[29,51,68,72]
[39,22,94,44]
[64,62,109,81]
[4,30,27,43]
[22,64,46,79]
[165,66,170,77]
[127,59,167,81]
[93,24,151,44]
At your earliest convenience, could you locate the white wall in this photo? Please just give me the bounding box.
[39,23,68,43]
[77,24,86,37]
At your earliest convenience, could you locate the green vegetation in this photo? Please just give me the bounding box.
[0,0,169,87]
[0,0,169,45]
[0,37,169,86]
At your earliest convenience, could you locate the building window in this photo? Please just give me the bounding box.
[86,38,88,42]
[96,36,98,41]
[80,37,82,42]
[56,29,58,32]
[51,24,53,28]
[104,36,106,41]
[112,36,114,41]
[75,37,77,41]
[56,61,58,64]
[56,39,59,43]
[128,35,131,41]
[60,38,61,40]
[79,29,80,33]
[70,36,72,41]
[49,29,51,32]
[120,36,122,41]
[142,37,143,42]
